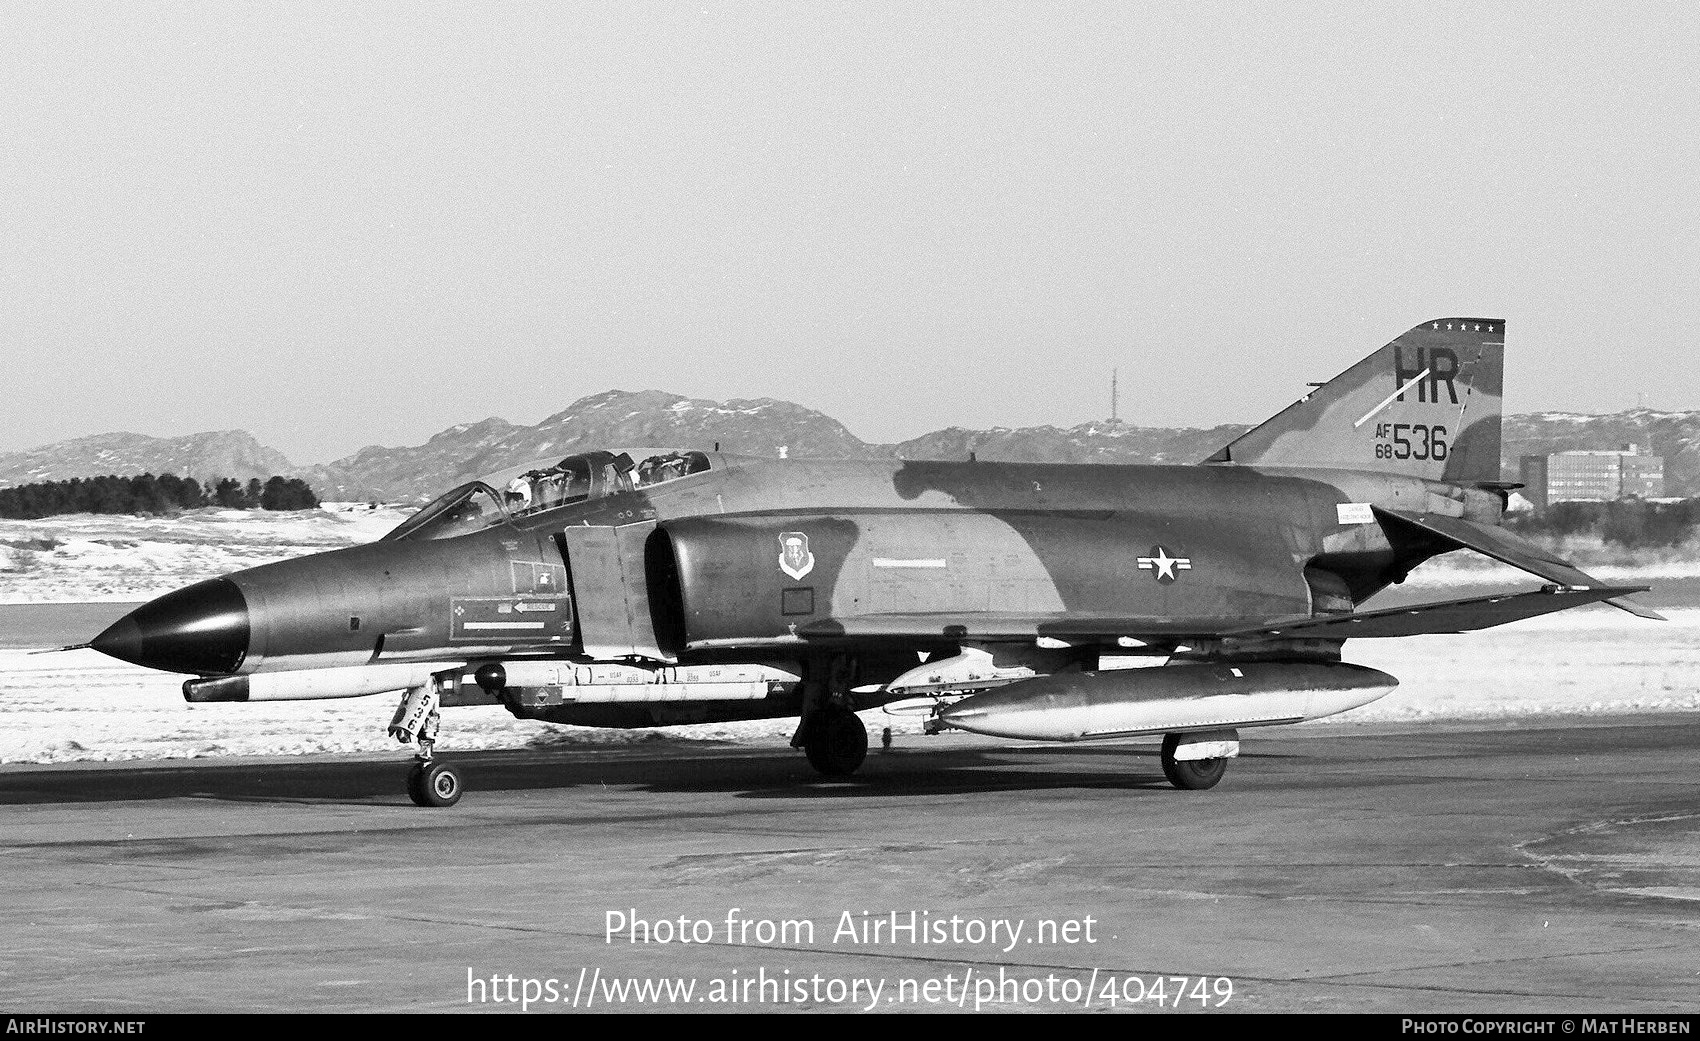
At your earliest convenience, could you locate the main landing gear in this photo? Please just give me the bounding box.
[800,705,869,777]
[391,683,463,807]
[1159,730,1239,791]
[792,655,869,778]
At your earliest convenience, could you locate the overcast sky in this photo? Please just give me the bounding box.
[4,2,1698,464]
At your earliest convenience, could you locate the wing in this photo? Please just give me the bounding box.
[1220,586,1646,639]
[796,584,1646,644]
[1377,507,1664,620]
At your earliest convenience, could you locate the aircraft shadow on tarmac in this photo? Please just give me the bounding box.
[0,743,1301,807]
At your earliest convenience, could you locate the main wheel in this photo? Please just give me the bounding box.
[1160,734,1228,790]
[407,761,464,807]
[804,709,869,777]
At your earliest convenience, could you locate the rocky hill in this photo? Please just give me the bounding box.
[8,397,1699,502]
[0,431,293,489]
[298,391,885,501]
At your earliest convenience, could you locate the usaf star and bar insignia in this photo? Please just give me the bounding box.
[1137,545,1192,584]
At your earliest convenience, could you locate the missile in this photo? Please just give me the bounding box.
[855,645,1040,697]
[183,662,454,703]
[460,660,802,706]
[937,660,1397,741]
[182,659,807,706]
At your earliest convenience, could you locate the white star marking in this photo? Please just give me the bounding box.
[1137,547,1193,580]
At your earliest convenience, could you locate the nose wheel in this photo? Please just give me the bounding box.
[407,758,463,807]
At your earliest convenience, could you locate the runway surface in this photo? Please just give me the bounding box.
[2,717,1698,1014]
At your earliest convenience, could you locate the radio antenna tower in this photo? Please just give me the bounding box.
[1111,368,1119,422]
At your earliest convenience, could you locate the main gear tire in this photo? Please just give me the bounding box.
[1160,733,1228,790]
[804,709,869,777]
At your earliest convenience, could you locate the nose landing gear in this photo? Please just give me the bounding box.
[391,681,464,807]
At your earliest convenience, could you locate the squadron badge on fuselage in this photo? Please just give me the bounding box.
[1137,545,1192,583]
[779,532,815,581]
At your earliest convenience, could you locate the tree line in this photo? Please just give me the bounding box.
[1507,498,1700,549]
[0,474,320,519]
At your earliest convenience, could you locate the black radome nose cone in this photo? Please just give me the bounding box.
[91,578,250,675]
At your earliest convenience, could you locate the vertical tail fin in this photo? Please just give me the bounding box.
[1203,317,1504,485]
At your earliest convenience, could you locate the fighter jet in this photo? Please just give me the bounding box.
[85,318,1659,805]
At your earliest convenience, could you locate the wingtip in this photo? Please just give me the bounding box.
[1606,596,1665,621]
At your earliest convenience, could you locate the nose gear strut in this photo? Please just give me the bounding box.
[389,683,463,807]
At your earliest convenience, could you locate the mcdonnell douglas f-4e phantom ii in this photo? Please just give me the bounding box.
[85,318,1660,805]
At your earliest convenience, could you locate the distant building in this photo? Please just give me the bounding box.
[1518,445,1665,509]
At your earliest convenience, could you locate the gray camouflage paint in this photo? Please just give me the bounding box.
[96,318,1647,730]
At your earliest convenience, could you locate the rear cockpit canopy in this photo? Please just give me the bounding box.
[383,449,711,542]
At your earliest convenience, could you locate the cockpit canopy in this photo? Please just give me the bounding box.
[383,449,711,542]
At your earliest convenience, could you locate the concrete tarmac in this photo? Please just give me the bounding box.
[2,717,1697,1014]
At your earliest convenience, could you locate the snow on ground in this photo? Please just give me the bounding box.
[0,648,799,765]
[3,608,1692,766]
[1403,553,1700,587]
[0,509,1694,765]
[1334,607,1700,722]
[0,504,409,604]
[0,648,784,764]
